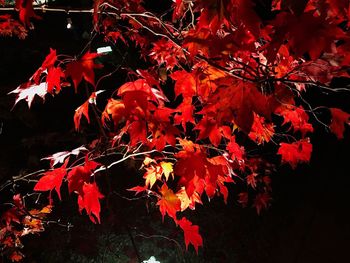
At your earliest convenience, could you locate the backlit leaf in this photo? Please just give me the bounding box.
[157,183,181,221]
[177,217,203,254]
[277,139,313,168]
[78,182,104,224]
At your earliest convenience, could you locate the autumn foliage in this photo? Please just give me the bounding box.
[1,0,350,261]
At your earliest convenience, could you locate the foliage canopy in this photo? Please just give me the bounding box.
[1,0,350,261]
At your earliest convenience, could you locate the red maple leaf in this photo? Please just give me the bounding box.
[276,105,314,137]
[246,173,258,189]
[194,0,261,38]
[118,78,168,104]
[148,107,180,150]
[34,162,67,200]
[128,120,148,146]
[195,117,231,147]
[74,91,103,131]
[41,48,57,69]
[66,51,103,91]
[149,39,185,70]
[74,101,90,131]
[0,14,27,39]
[117,79,167,117]
[248,113,275,144]
[202,80,277,133]
[170,70,197,99]
[149,121,180,151]
[77,182,104,224]
[196,0,228,32]
[174,139,232,201]
[329,108,350,139]
[115,79,171,146]
[183,28,212,57]
[67,157,101,194]
[136,69,161,89]
[16,0,41,28]
[1,195,25,225]
[305,0,350,24]
[177,217,203,254]
[174,100,195,131]
[106,31,126,44]
[227,0,261,37]
[253,192,271,214]
[277,139,313,168]
[269,12,346,60]
[46,67,64,94]
[193,63,227,99]
[32,48,57,83]
[174,141,209,198]
[226,135,245,162]
[273,45,298,78]
[118,79,153,96]
[128,185,148,195]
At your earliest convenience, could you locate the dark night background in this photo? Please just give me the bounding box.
[0,2,350,263]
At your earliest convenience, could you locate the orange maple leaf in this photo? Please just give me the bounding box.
[157,183,181,221]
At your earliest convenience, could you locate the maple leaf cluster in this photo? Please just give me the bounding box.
[0,14,27,39]
[1,0,350,260]
[0,195,52,262]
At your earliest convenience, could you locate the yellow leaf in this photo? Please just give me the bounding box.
[143,167,157,188]
[40,205,53,214]
[176,187,191,211]
[176,187,202,211]
[160,162,173,181]
[143,156,156,166]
